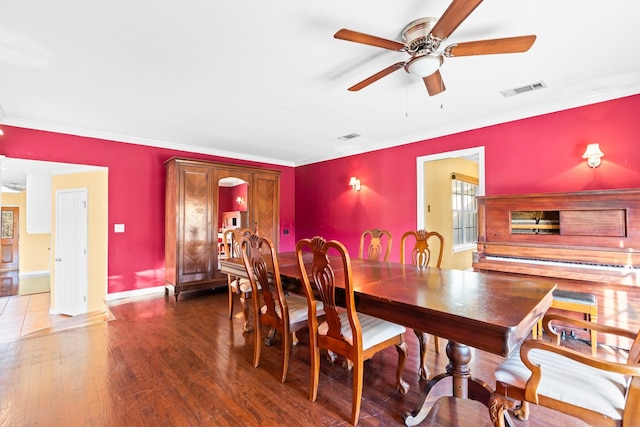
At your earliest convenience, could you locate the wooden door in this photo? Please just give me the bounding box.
[252,172,280,249]
[1,207,19,270]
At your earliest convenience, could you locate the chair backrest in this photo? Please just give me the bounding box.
[240,234,286,323]
[224,227,252,258]
[400,230,444,268]
[359,228,392,262]
[296,236,362,350]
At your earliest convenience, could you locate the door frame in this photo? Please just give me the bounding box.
[416,146,485,230]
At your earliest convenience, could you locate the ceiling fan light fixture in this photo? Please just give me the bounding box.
[406,54,442,77]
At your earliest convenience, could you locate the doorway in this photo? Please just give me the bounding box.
[0,157,107,319]
[416,146,485,270]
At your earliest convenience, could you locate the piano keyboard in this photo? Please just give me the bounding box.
[484,256,638,272]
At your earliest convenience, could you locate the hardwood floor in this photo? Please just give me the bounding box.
[0,288,615,426]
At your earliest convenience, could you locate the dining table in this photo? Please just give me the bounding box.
[220,251,555,426]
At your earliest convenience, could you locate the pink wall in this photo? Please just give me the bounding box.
[295,95,640,262]
[1,126,295,293]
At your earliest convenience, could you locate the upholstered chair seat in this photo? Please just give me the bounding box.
[318,310,406,350]
[264,293,323,325]
[495,345,627,420]
[490,314,640,427]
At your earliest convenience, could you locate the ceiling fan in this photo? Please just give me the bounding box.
[334,0,536,96]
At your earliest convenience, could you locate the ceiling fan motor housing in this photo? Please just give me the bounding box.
[402,17,441,54]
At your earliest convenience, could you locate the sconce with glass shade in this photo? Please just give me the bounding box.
[582,143,604,168]
[349,176,361,191]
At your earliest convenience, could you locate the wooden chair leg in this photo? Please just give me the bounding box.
[227,276,234,319]
[395,341,410,394]
[515,401,530,420]
[351,358,364,425]
[434,335,440,353]
[589,310,598,357]
[253,316,262,368]
[309,341,320,402]
[239,293,252,333]
[413,329,430,380]
[265,327,277,345]
[281,330,290,383]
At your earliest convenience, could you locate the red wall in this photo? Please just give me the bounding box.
[3,95,638,292]
[295,95,640,261]
[1,127,295,293]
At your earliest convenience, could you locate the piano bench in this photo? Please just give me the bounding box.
[534,289,598,357]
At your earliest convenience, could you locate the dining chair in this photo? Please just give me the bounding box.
[400,229,445,380]
[490,313,640,427]
[358,228,392,262]
[225,227,253,332]
[240,234,324,382]
[295,236,409,425]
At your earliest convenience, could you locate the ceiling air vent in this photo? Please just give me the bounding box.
[338,133,361,141]
[500,81,547,97]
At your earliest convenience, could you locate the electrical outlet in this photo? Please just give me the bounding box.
[114,224,125,233]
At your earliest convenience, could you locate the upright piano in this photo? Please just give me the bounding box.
[473,188,640,333]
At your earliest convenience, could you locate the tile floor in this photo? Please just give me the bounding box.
[0,292,69,343]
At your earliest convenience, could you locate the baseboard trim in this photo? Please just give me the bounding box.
[106,285,166,301]
[19,270,49,277]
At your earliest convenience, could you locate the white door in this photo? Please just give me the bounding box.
[55,189,88,315]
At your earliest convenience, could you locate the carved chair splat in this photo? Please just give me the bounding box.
[400,229,445,380]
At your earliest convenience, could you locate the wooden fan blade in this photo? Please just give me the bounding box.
[424,71,446,96]
[446,35,536,57]
[334,29,405,51]
[430,0,483,41]
[348,63,405,91]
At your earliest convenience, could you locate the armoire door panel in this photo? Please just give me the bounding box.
[180,168,213,281]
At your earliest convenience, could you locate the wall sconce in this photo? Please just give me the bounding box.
[236,196,244,205]
[349,176,361,191]
[582,143,604,168]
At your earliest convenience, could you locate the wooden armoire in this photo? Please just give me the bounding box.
[164,157,280,299]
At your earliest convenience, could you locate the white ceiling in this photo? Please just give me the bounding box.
[1,0,639,180]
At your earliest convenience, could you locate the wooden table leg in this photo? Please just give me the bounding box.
[403,341,493,426]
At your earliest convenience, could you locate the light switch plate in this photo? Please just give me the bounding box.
[114,224,125,233]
